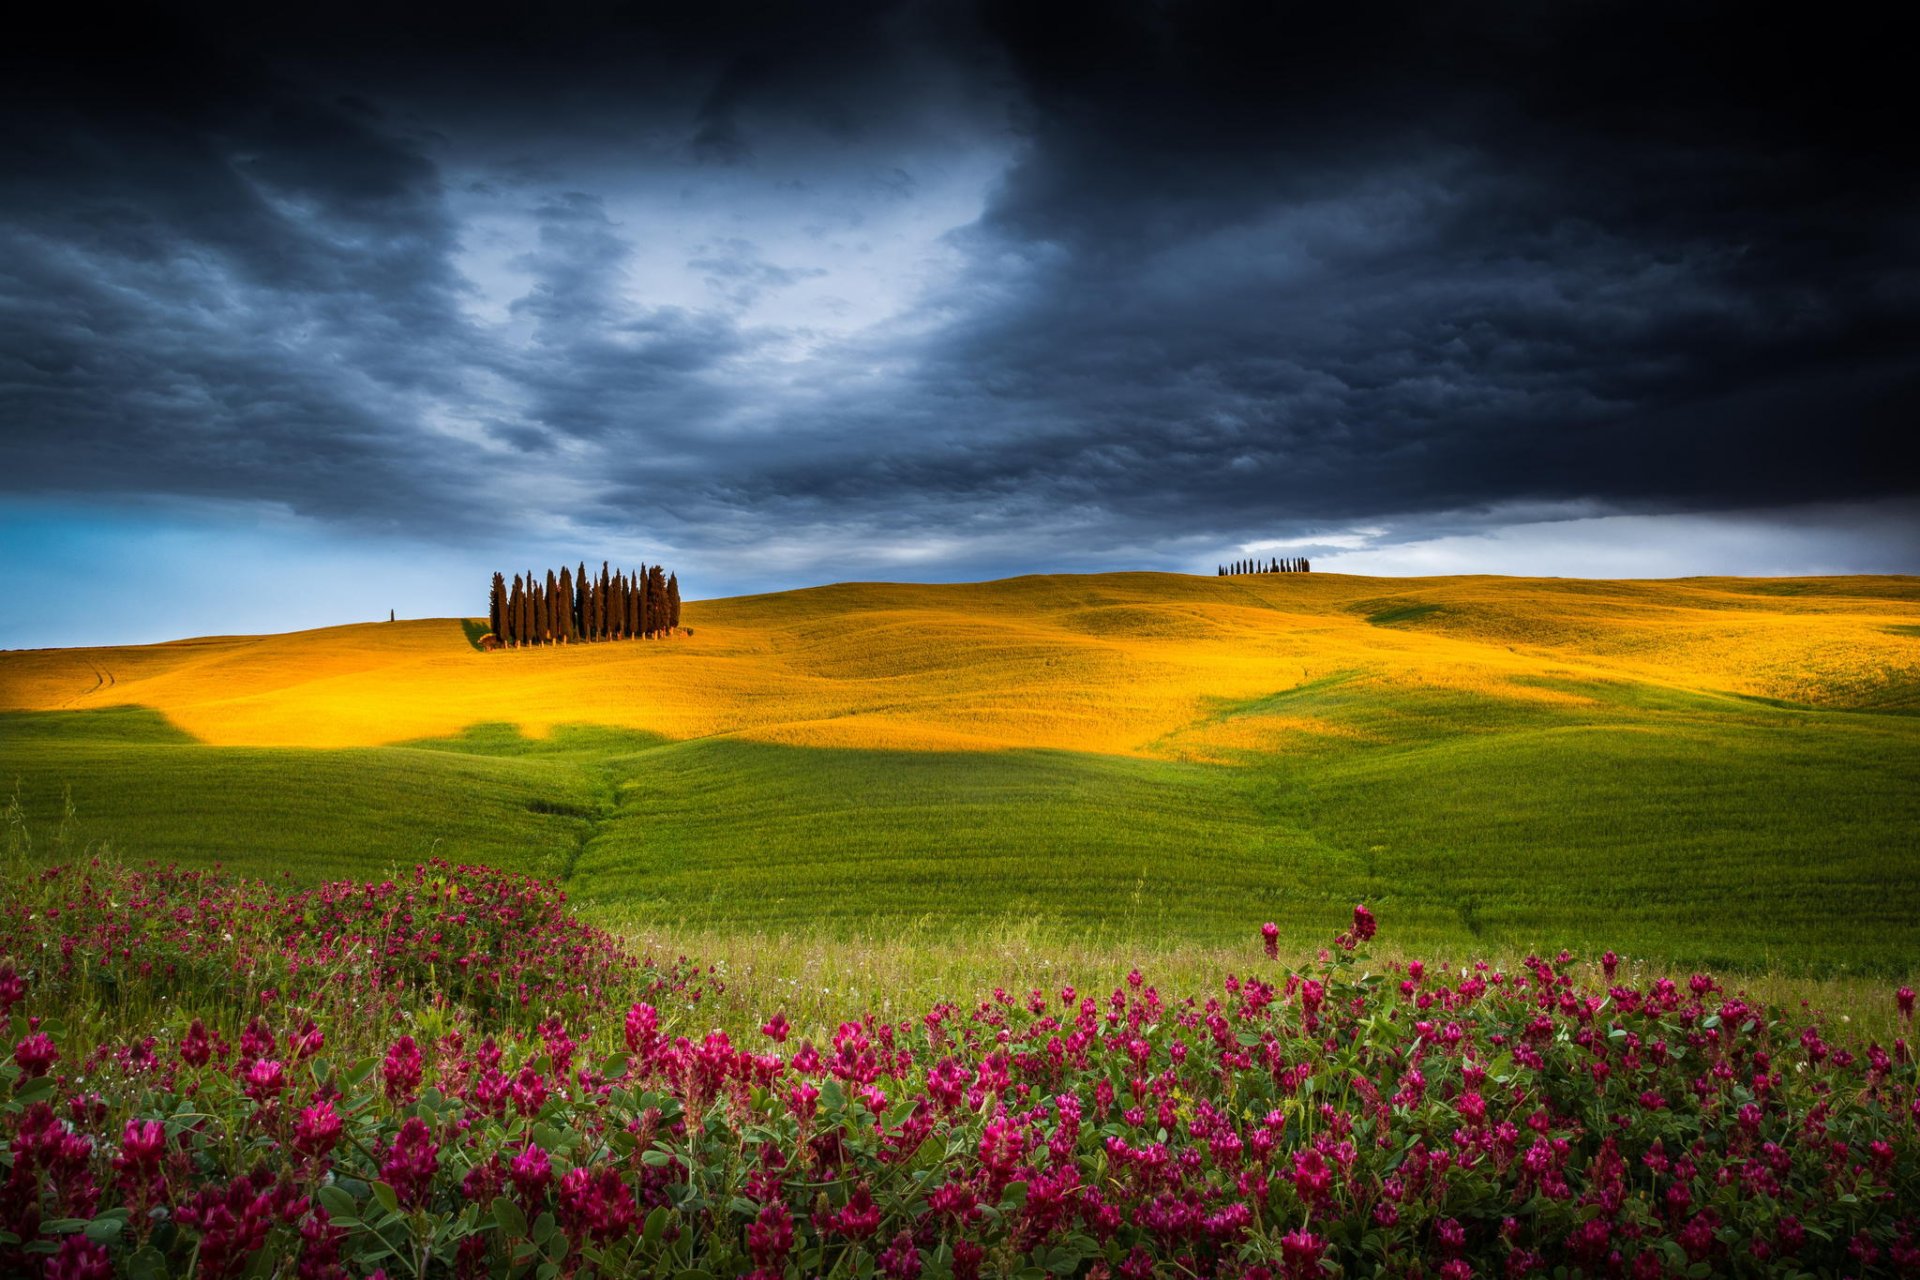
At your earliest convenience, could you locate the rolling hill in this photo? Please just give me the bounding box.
[3,572,1917,973]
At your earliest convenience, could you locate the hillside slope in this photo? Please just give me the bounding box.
[3,573,1917,972]
[4,572,1917,752]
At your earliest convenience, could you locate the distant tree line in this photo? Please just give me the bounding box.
[486,562,680,648]
[1219,557,1310,575]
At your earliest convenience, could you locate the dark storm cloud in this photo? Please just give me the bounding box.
[1,0,1915,576]
[903,0,1920,530]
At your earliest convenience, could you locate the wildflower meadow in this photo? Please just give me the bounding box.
[2,858,1916,1278]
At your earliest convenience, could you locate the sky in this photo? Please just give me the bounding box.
[2,1,1915,647]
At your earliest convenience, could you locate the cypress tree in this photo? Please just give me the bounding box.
[489,572,505,640]
[637,563,650,636]
[598,562,611,640]
[507,574,523,647]
[558,566,573,641]
[647,565,666,636]
[575,563,588,640]
[543,570,557,642]
[667,572,680,632]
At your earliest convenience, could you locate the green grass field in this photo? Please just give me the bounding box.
[6,664,1917,977]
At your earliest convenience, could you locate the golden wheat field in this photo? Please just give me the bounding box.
[3,572,1916,754]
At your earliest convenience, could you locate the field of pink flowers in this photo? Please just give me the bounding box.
[2,858,1916,1278]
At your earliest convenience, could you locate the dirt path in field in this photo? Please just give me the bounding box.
[63,662,115,707]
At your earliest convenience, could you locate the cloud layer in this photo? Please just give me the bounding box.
[2,0,1914,623]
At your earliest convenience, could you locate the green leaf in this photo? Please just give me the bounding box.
[12,1075,55,1105]
[42,1218,89,1234]
[126,1246,170,1280]
[999,1181,1029,1209]
[369,1182,400,1215]
[644,1206,668,1248]
[494,1196,528,1239]
[83,1218,125,1243]
[316,1185,357,1219]
[1045,1244,1083,1274]
[532,1212,557,1245]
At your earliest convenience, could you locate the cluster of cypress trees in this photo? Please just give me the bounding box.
[486,562,680,648]
[1218,556,1310,575]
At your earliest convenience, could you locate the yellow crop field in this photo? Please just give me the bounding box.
[4,572,1916,754]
